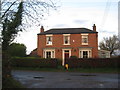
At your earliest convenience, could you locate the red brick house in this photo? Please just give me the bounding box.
[37,24,98,65]
[29,48,38,57]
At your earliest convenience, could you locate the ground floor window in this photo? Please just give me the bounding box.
[83,51,88,58]
[44,49,55,58]
[79,50,92,58]
[46,51,51,58]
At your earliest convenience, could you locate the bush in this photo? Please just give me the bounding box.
[70,56,78,59]
[56,59,62,66]
[11,57,58,68]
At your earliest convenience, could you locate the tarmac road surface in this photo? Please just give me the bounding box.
[12,70,119,88]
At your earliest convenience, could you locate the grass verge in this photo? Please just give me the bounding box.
[69,67,119,73]
[2,77,25,88]
[13,66,119,73]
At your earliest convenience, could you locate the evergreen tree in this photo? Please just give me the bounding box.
[2,2,23,51]
[2,2,23,88]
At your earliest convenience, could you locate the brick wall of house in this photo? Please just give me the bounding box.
[37,33,98,58]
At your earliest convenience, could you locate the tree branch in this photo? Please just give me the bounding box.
[1,1,17,19]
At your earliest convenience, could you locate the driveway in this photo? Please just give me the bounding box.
[12,70,119,88]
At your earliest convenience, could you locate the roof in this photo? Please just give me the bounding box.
[98,50,110,53]
[37,28,98,35]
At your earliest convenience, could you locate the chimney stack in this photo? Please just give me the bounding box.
[93,24,96,32]
[40,26,44,33]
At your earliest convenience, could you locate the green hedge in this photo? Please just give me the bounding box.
[11,57,58,68]
[11,57,120,68]
[65,58,120,68]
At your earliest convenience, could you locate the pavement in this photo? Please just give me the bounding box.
[12,70,119,88]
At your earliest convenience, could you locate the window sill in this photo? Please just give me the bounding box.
[63,44,70,45]
[46,44,52,46]
[82,43,88,45]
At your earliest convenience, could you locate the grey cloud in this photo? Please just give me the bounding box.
[99,30,116,34]
[53,24,69,28]
[73,20,88,24]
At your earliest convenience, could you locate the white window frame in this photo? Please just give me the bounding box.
[81,34,88,45]
[63,34,70,45]
[43,49,55,58]
[79,48,92,58]
[46,35,53,45]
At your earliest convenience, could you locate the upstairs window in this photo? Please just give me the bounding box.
[46,35,53,45]
[63,34,70,45]
[81,34,88,45]
[65,36,69,44]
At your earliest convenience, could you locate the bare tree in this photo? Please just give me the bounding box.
[99,35,120,56]
[1,0,59,49]
[1,0,59,28]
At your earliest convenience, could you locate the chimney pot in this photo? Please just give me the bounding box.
[40,26,44,33]
[93,24,96,32]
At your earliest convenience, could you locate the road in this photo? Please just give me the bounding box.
[12,70,119,88]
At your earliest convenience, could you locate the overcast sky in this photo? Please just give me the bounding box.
[14,0,119,54]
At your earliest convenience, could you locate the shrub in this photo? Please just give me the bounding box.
[56,59,62,66]
[70,56,78,59]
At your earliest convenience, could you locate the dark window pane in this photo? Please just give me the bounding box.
[64,36,69,44]
[46,51,51,58]
[83,51,88,58]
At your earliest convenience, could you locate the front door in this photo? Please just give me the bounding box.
[62,50,71,66]
[64,50,69,60]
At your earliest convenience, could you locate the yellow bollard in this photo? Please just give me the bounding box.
[65,64,69,71]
